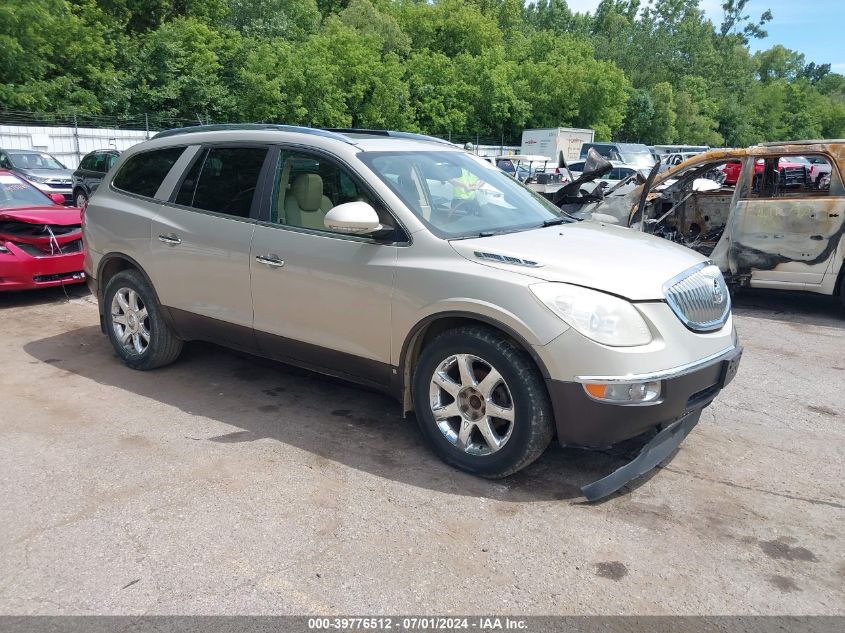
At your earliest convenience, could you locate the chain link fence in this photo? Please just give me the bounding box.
[0,110,522,166]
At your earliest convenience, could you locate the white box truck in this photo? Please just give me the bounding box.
[520,127,595,165]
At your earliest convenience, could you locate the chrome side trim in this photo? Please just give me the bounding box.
[574,345,737,384]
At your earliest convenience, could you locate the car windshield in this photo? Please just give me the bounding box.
[10,152,66,170]
[0,173,54,208]
[360,150,565,238]
[617,145,656,169]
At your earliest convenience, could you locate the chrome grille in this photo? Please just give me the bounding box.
[663,264,730,332]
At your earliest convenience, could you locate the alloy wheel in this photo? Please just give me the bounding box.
[428,353,515,456]
[110,287,150,355]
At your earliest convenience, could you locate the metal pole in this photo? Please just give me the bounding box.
[144,113,149,140]
[72,112,81,165]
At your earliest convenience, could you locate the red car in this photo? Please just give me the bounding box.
[0,170,85,291]
[721,159,743,185]
[721,157,810,188]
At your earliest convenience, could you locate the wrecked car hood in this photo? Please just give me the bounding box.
[450,220,707,301]
[0,206,82,225]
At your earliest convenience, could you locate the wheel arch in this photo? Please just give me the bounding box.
[397,311,552,414]
[96,253,174,332]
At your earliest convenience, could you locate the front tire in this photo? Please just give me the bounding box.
[103,270,182,370]
[412,326,554,478]
[74,190,87,208]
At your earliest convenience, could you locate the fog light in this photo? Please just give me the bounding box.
[583,380,661,404]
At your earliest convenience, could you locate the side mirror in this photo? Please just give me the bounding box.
[49,193,66,205]
[324,201,384,235]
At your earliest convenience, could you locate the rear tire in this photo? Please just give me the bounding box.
[839,271,845,311]
[103,270,182,370]
[412,326,554,478]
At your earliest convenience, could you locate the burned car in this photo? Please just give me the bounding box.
[571,141,845,305]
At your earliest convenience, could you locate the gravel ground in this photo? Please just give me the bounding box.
[0,285,842,615]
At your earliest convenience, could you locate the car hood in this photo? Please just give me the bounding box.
[17,168,74,180]
[0,206,82,226]
[449,220,707,301]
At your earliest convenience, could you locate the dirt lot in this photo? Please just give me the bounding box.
[0,285,843,615]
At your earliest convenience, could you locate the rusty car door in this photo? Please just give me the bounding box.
[725,154,845,287]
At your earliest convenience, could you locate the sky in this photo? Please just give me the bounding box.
[564,0,844,73]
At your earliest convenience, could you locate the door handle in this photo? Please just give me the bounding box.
[255,255,285,268]
[158,234,181,245]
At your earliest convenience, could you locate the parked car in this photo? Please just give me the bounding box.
[72,149,120,207]
[583,142,845,307]
[819,173,831,190]
[752,156,811,190]
[659,152,703,172]
[0,170,85,291]
[83,125,741,500]
[805,155,832,186]
[720,159,743,185]
[579,142,656,170]
[495,157,529,181]
[0,149,74,204]
[567,160,644,185]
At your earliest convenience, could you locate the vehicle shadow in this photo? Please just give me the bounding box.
[0,284,90,309]
[731,288,844,329]
[24,325,669,504]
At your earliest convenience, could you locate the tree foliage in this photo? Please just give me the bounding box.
[1,0,843,144]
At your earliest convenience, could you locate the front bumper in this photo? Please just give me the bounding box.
[547,345,742,448]
[0,245,85,291]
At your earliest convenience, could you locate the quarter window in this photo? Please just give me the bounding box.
[112,147,185,198]
[177,147,267,218]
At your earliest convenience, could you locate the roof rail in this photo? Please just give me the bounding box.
[152,123,355,144]
[757,139,845,147]
[325,128,456,146]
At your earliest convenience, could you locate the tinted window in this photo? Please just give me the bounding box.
[80,154,95,170]
[112,147,185,198]
[92,154,107,172]
[189,147,267,218]
[106,154,119,170]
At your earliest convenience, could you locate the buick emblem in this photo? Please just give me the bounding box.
[712,279,725,305]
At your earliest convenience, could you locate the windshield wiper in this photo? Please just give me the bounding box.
[541,217,566,227]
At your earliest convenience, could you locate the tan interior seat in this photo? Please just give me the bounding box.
[284,173,333,230]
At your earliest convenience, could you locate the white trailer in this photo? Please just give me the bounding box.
[520,127,594,165]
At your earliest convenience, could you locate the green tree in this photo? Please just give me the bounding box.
[127,17,234,120]
[224,0,321,40]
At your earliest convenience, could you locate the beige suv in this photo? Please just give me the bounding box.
[83,125,741,500]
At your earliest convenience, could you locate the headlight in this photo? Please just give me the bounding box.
[530,283,653,347]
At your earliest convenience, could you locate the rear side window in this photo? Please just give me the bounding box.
[112,147,185,198]
[740,154,839,199]
[178,147,267,218]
